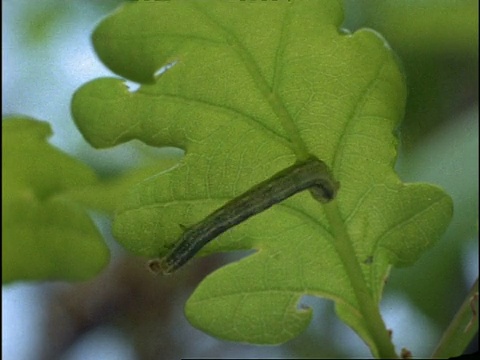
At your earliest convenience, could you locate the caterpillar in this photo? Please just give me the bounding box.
[148,156,339,274]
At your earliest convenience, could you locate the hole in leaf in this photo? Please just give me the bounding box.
[154,61,177,78]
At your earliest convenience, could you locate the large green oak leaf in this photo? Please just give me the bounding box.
[71,0,453,354]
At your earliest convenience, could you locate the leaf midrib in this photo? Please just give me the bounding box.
[190,2,310,159]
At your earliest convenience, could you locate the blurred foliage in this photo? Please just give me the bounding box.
[2,117,110,283]
[344,0,478,151]
[15,0,128,46]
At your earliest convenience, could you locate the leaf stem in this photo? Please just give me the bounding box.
[431,278,478,359]
[324,201,398,359]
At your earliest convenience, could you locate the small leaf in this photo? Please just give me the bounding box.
[2,117,109,283]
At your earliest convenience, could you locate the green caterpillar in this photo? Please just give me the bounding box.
[149,156,339,274]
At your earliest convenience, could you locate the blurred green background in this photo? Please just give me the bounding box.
[2,0,478,359]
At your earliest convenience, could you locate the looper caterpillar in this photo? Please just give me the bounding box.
[148,157,339,274]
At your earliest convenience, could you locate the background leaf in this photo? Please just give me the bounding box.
[2,117,110,283]
[71,0,453,352]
